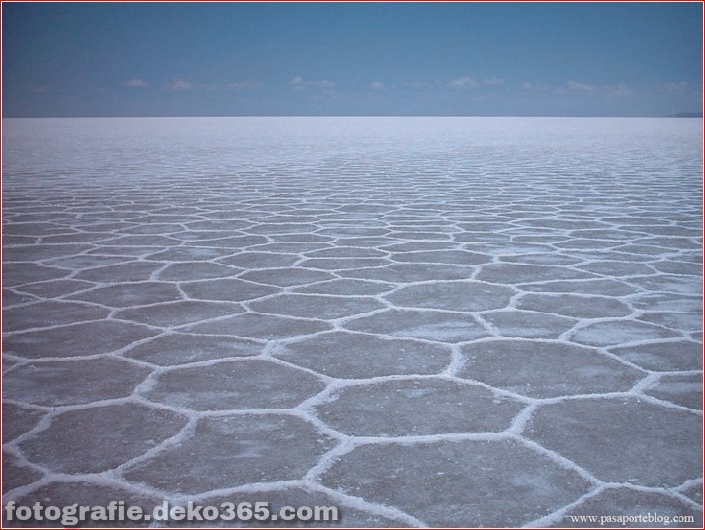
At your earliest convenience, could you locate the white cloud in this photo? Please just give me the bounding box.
[370,81,386,90]
[567,80,596,92]
[125,79,148,88]
[167,79,194,91]
[523,81,551,91]
[483,77,504,86]
[664,81,689,95]
[227,81,262,91]
[291,76,335,90]
[449,76,478,89]
[611,83,634,97]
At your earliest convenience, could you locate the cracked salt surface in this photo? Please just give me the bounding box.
[2,117,702,527]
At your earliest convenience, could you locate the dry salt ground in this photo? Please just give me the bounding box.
[2,117,703,528]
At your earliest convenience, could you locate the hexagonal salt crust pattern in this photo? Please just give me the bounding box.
[3,118,702,527]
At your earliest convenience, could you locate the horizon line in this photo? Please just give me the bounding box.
[2,113,703,119]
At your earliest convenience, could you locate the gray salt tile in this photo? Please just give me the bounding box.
[47,254,132,268]
[149,230,236,242]
[249,242,331,253]
[42,232,115,244]
[298,258,391,270]
[316,227,389,238]
[3,301,110,333]
[629,293,702,313]
[320,439,590,527]
[334,236,397,247]
[183,313,331,340]
[85,245,166,256]
[115,300,243,327]
[385,281,514,312]
[124,333,262,365]
[516,293,632,318]
[2,403,46,443]
[3,221,70,237]
[457,221,515,232]
[481,245,569,258]
[185,219,253,230]
[382,241,457,252]
[526,397,702,486]
[615,244,678,256]
[652,260,703,276]
[143,359,324,410]
[476,263,595,284]
[552,239,619,250]
[481,310,577,338]
[117,222,187,234]
[563,250,656,263]
[459,340,643,398]
[522,219,610,230]
[3,234,38,245]
[273,332,451,378]
[638,311,703,332]
[681,483,703,504]
[101,235,180,246]
[2,320,160,359]
[390,250,490,265]
[218,251,300,269]
[146,246,235,261]
[185,235,269,248]
[304,246,388,258]
[156,262,241,281]
[250,294,385,320]
[2,450,43,494]
[241,267,334,287]
[4,481,162,528]
[2,263,70,287]
[645,373,703,410]
[184,487,409,527]
[630,225,702,237]
[2,289,37,307]
[340,263,477,283]
[181,278,278,302]
[270,233,334,243]
[15,279,95,298]
[123,414,336,494]
[345,309,489,342]
[570,320,680,347]
[567,229,639,241]
[3,244,95,262]
[294,279,393,296]
[557,488,703,528]
[4,358,151,407]
[68,282,182,307]
[19,404,188,474]
[576,261,657,277]
[315,379,523,435]
[627,274,703,296]
[246,223,319,235]
[608,341,703,371]
[519,279,639,296]
[74,262,163,283]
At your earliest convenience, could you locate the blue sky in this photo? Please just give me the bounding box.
[2,1,703,117]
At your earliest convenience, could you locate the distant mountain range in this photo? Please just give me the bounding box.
[669,112,703,118]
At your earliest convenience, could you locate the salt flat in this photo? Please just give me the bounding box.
[2,117,703,527]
